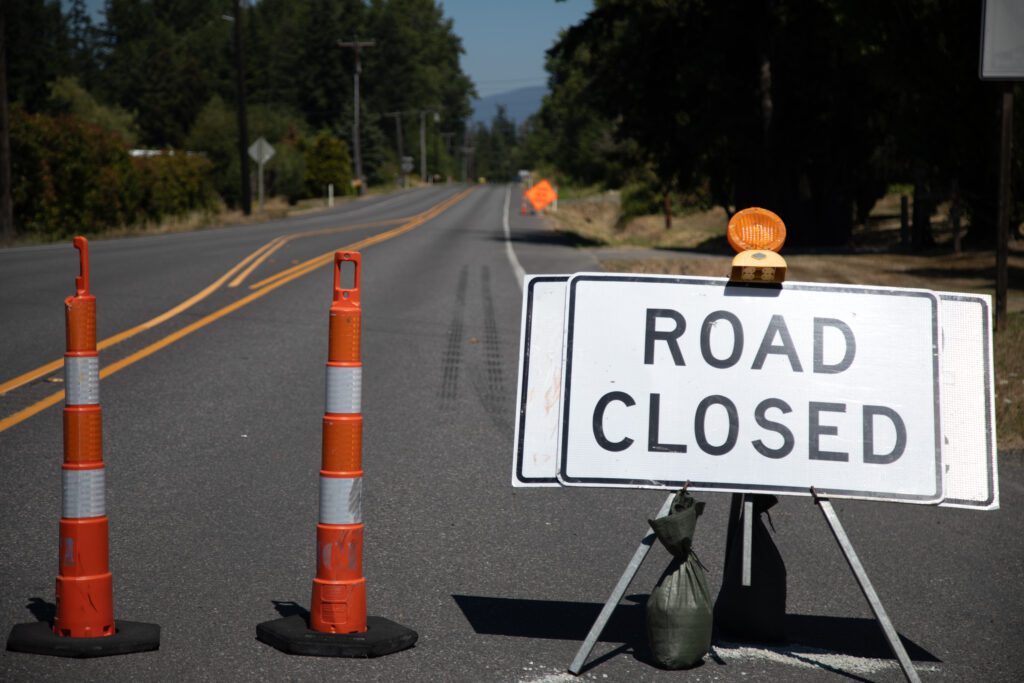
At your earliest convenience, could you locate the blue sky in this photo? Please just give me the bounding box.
[440,0,593,97]
[81,1,594,99]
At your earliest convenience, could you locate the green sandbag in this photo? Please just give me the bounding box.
[645,492,712,669]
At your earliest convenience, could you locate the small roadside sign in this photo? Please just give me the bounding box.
[525,179,557,212]
[248,137,275,210]
[401,156,414,174]
[980,0,1024,79]
[248,137,275,164]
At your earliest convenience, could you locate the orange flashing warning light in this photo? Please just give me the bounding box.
[727,207,786,253]
[728,207,788,284]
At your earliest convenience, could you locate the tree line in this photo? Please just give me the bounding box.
[473,0,1023,248]
[2,0,474,240]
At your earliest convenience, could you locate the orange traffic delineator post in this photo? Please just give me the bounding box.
[6,237,160,659]
[257,251,417,658]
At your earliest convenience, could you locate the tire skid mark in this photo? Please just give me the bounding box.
[439,266,469,407]
[478,265,510,431]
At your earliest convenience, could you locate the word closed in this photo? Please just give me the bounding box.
[559,275,943,503]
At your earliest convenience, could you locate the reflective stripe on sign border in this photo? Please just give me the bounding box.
[319,475,362,525]
[65,356,100,405]
[325,365,361,414]
[62,467,106,518]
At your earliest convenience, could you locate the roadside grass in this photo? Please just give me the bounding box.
[548,190,1024,451]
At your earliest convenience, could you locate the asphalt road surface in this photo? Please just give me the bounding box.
[1,185,1022,682]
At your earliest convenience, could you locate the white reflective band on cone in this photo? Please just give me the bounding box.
[319,476,363,525]
[325,365,362,414]
[65,356,100,405]
[62,468,106,518]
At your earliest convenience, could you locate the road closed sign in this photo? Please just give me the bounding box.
[558,274,943,503]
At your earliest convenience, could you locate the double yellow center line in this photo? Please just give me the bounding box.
[0,188,473,434]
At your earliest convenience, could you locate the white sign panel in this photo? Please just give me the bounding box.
[558,275,943,503]
[512,277,998,508]
[513,277,568,486]
[980,0,1024,79]
[937,293,999,509]
[248,137,276,164]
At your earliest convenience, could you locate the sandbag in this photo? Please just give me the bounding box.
[714,494,787,643]
[645,492,712,669]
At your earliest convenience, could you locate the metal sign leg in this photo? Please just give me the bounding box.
[742,497,753,586]
[567,493,675,675]
[813,492,921,683]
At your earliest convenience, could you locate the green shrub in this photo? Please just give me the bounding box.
[132,153,218,222]
[10,108,134,238]
[620,178,662,221]
[304,130,353,197]
[9,108,216,239]
[268,142,306,204]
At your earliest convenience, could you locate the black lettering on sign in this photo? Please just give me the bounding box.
[809,401,847,461]
[863,405,907,464]
[644,309,685,366]
[752,314,803,372]
[593,391,635,452]
[700,311,744,369]
[694,395,738,456]
[814,318,856,374]
[648,394,687,452]
[753,398,794,459]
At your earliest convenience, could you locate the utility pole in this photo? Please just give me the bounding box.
[0,7,13,240]
[419,110,439,183]
[338,37,375,195]
[232,0,251,215]
[384,111,403,186]
[995,83,1014,332]
[460,130,474,184]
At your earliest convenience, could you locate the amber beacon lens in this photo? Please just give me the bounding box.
[727,207,787,253]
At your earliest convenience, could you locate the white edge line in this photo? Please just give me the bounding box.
[503,184,526,292]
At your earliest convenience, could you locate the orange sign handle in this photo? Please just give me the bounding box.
[333,251,361,304]
[73,236,91,297]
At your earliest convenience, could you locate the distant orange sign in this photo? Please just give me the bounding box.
[525,179,557,211]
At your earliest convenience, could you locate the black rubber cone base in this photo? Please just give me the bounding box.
[6,620,160,658]
[257,615,417,658]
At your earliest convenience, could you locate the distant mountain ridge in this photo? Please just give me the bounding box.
[470,85,546,126]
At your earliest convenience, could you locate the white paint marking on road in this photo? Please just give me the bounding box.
[712,642,941,677]
[503,184,527,292]
[517,672,576,683]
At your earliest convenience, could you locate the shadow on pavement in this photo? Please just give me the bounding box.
[452,594,939,663]
[270,600,309,621]
[492,229,605,248]
[24,597,55,624]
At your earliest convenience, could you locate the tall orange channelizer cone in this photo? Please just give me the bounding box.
[257,251,417,658]
[6,237,160,659]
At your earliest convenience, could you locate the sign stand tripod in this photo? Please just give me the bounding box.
[811,489,920,682]
[567,209,920,681]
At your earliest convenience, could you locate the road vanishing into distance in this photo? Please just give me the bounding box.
[1,184,1022,681]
